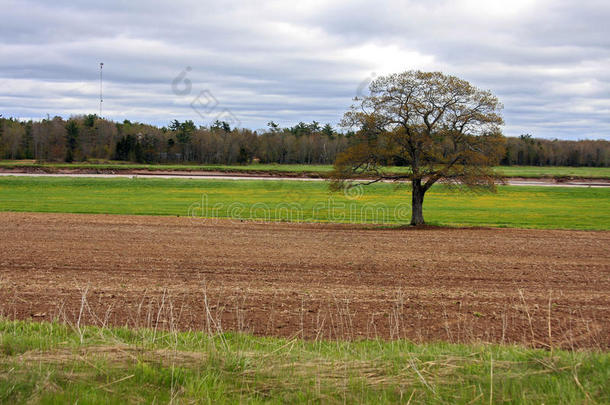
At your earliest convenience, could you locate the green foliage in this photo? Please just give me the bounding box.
[267,120,280,133]
[114,134,137,161]
[170,119,196,144]
[211,119,232,133]
[0,177,608,230]
[322,123,335,138]
[64,120,79,163]
[0,319,608,404]
[83,114,98,128]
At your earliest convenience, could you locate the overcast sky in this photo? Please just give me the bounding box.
[1,0,609,139]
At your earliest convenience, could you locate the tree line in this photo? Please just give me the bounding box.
[501,134,608,167]
[0,115,608,166]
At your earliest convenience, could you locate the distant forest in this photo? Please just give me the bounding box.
[0,115,608,166]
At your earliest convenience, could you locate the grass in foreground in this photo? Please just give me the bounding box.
[0,319,608,404]
[0,176,609,230]
[1,160,609,179]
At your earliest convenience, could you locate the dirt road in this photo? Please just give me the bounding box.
[0,212,608,348]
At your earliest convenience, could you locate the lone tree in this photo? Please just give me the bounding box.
[330,70,505,225]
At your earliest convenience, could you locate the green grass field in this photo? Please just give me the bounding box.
[1,160,609,179]
[1,319,607,404]
[0,176,608,230]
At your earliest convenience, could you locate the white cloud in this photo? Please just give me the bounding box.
[0,0,608,139]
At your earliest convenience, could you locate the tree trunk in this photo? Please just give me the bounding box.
[411,178,425,225]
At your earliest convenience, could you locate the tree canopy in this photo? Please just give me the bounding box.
[330,70,506,225]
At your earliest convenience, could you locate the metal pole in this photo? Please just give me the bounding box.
[99,62,104,117]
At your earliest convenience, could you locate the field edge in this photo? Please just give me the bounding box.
[1,318,608,404]
[1,160,610,180]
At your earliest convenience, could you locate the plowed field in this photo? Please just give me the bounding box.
[1,212,608,348]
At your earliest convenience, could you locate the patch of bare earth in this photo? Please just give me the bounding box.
[0,212,608,348]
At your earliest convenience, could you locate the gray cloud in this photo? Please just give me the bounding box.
[0,0,608,139]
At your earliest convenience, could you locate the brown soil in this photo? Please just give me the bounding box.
[1,212,608,348]
[0,166,326,178]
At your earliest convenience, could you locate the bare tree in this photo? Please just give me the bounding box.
[330,70,505,225]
